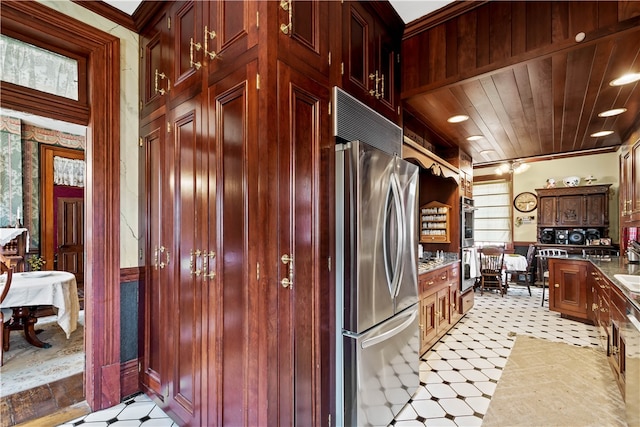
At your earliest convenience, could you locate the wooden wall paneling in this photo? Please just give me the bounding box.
[488,2,512,64]
[428,25,446,83]
[445,19,458,79]
[0,0,122,411]
[618,1,640,20]
[525,1,552,51]
[456,10,477,71]
[475,5,490,69]
[550,1,569,43]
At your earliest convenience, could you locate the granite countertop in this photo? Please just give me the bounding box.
[418,258,460,275]
[563,255,640,310]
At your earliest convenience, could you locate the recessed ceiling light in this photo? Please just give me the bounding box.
[466,135,483,141]
[609,73,640,86]
[590,130,614,137]
[598,108,627,117]
[447,115,469,123]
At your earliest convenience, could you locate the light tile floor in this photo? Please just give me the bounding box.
[59,285,601,427]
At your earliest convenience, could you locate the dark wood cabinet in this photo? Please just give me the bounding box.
[536,184,611,243]
[341,1,401,123]
[620,139,640,226]
[139,1,337,425]
[418,262,462,355]
[548,259,589,321]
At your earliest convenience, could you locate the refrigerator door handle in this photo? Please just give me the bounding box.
[383,176,402,293]
[361,308,417,349]
[388,173,405,298]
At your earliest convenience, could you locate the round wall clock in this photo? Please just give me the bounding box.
[513,192,538,212]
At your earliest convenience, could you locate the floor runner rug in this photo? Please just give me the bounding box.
[482,335,626,427]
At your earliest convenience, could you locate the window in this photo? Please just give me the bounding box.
[474,179,511,246]
[0,35,79,100]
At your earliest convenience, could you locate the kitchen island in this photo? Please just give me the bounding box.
[548,254,639,423]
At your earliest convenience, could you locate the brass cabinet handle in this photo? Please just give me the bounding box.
[280,0,292,35]
[190,38,202,70]
[204,26,218,59]
[281,254,294,288]
[154,69,167,95]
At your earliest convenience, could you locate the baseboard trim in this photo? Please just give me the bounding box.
[120,358,140,398]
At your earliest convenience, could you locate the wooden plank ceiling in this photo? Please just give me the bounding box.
[403,2,640,166]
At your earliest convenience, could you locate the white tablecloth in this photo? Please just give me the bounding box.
[0,271,79,338]
[0,227,29,251]
[504,254,528,271]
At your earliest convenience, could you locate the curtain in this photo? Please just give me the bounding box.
[474,179,512,244]
[0,116,23,227]
[0,34,78,100]
[53,156,85,187]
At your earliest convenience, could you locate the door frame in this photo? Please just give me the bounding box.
[40,145,85,270]
[1,1,122,410]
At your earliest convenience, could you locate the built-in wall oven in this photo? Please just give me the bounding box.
[461,197,477,293]
[461,197,475,248]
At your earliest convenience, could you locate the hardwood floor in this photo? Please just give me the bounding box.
[0,373,85,426]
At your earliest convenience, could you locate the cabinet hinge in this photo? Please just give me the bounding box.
[139,137,143,147]
[397,53,400,63]
[341,62,344,75]
[140,46,143,60]
[256,11,259,28]
[397,106,400,115]
[328,51,331,66]
[138,361,141,372]
[257,262,260,280]
[328,102,331,116]
[256,74,260,90]
[139,100,143,111]
[167,17,171,30]
[328,414,332,426]
[167,121,171,133]
[328,256,331,272]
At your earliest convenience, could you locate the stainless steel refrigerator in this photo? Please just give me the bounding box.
[335,140,420,426]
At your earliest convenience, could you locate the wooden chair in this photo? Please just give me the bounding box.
[521,244,536,296]
[478,246,506,296]
[537,248,568,307]
[581,247,619,257]
[0,258,14,366]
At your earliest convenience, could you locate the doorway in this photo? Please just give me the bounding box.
[1,0,122,412]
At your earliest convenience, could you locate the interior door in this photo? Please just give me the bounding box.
[56,197,84,297]
[277,62,331,426]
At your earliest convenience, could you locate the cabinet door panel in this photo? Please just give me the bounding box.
[342,2,372,98]
[557,195,582,226]
[278,0,330,77]
[205,0,258,77]
[169,98,203,426]
[632,141,640,219]
[549,260,587,318]
[276,62,331,426]
[140,115,172,402]
[206,62,260,426]
[538,197,557,225]
[585,193,606,226]
[421,293,437,350]
[170,1,203,102]
[141,12,169,118]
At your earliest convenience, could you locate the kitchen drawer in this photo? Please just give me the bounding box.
[461,290,474,314]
